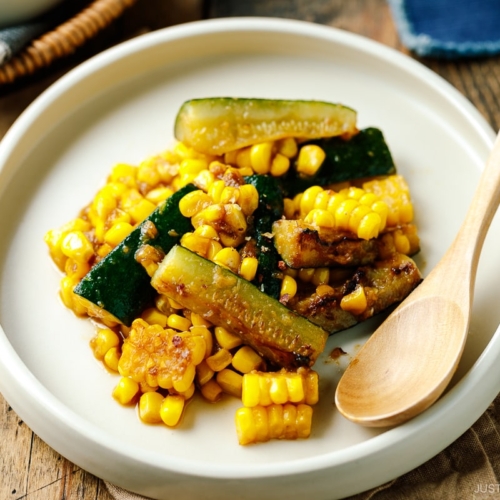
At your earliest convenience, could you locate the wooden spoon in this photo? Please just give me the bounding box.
[335,131,500,427]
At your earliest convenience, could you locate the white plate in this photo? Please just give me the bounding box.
[0,18,499,500]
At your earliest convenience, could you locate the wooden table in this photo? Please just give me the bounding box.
[1,1,499,499]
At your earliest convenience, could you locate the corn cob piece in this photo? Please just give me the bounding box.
[242,368,319,407]
[235,403,313,445]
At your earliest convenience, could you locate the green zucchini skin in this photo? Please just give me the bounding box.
[244,174,284,300]
[74,184,197,326]
[151,245,328,369]
[281,127,397,197]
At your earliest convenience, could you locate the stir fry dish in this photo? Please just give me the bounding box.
[44,98,422,445]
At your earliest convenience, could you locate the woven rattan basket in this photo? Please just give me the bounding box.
[0,0,137,85]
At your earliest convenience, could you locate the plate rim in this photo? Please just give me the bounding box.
[0,16,498,497]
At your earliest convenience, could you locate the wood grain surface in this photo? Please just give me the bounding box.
[1,1,499,499]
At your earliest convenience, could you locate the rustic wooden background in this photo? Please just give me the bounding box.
[1,0,499,498]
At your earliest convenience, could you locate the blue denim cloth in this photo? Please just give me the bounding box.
[388,0,500,58]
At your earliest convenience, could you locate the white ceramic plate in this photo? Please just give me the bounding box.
[0,18,499,500]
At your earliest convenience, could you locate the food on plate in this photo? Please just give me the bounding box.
[44,97,422,444]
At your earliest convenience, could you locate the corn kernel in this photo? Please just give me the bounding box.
[283,198,296,219]
[193,169,215,191]
[316,284,334,296]
[224,150,239,165]
[93,191,117,220]
[180,232,210,257]
[60,231,94,263]
[111,163,137,185]
[127,198,156,224]
[232,346,264,373]
[196,359,215,386]
[214,326,242,350]
[64,258,90,280]
[280,275,297,299]
[393,229,411,254]
[250,142,273,174]
[296,145,326,176]
[179,190,213,217]
[253,405,270,443]
[193,224,219,240]
[236,147,252,169]
[213,247,241,273]
[113,377,139,405]
[173,363,196,393]
[296,404,313,438]
[200,378,223,402]
[220,186,240,204]
[270,153,290,177]
[241,372,260,407]
[300,186,324,216]
[340,285,368,315]
[146,187,174,205]
[238,184,259,216]
[277,137,298,158]
[90,328,120,360]
[304,208,335,229]
[311,268,330,286]
[137,162,161,187]
[216,369,243,398]
[235,407,257,445]
[139,391,164,424]
[104,346,121,372]
[190,313,212,328]
[104,222,133,247]
[358,212,382,240]
[179,158,208,176]
[141,307,168,327]
[160,394,185,427]
[239,257,258,281]
[298,268,315,283]
[206,348,232,372]
[268,404,285,438]
[167,314,192,332]
[207,240,223,260]
[283,403,299,439]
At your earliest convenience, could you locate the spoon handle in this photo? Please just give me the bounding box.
[453,132,500,272]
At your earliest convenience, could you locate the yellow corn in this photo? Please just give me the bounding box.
[340,285,368,315]
[238,184,259,216]
[110,163,137,186]
[214,326,242,350]
[311,268,330,286]
[242,368,319,407]
[167,313,192,332]
[64,258,90,280]
[90,328,120,360]
[193,169,215,191]
[104,346,121,372]
[250,142,274,174]
[127,198,156,224]
[139,391,164,424]
[300,186,387,240]
[137,161,161,187]
[206,348,232,372]
[113,377,139,405]
[298,268,315,283]
[207,240,223,260]
[277,137,298,158]
[60,231,94,263]
[160,394,185,427]
[141,307,168,327]
[189,326,213,358]
[180,232,211,257]
[235,403,313,445]
[179,190,213,218]
[283,198,296,220]
[280,275,297,299]
[179,158,208,176]
[296,145,326,176]
[270,153,290,177]
[216,369,243,398]
[213,247,241,273]
[232,346,264,374]
[192,203,224,226]
[200,378,223,402]
[193,224,219,240]
[104,222,133,247]
[146,187,174,205]
[239,256,258,281]
[363,175,414,226]
[196,359,215,386]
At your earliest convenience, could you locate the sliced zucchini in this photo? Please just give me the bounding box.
[74,184,197,326]
[244,174,284,299]
[174,97,357,155]
[151,245,328,369]
[286,253,422,334]
[281,128,396,197]
[273,220,420,269]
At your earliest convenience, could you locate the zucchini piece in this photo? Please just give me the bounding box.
[272,220,420,269]
[286,253,423,334]
[244,174,284,299]
[151,245,328,369]
[74,184,197,326]
[174,97,357,155]
[281,128,396,197]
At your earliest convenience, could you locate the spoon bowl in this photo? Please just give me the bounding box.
[335,131,500,427]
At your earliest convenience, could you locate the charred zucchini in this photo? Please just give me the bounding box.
[174,97,357,155]
[244,174,284,299]
[286,253,422,334]
[273,219,420,269]
[74,184,197,326]
[151,245,328,369]
[281,128,396,197]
